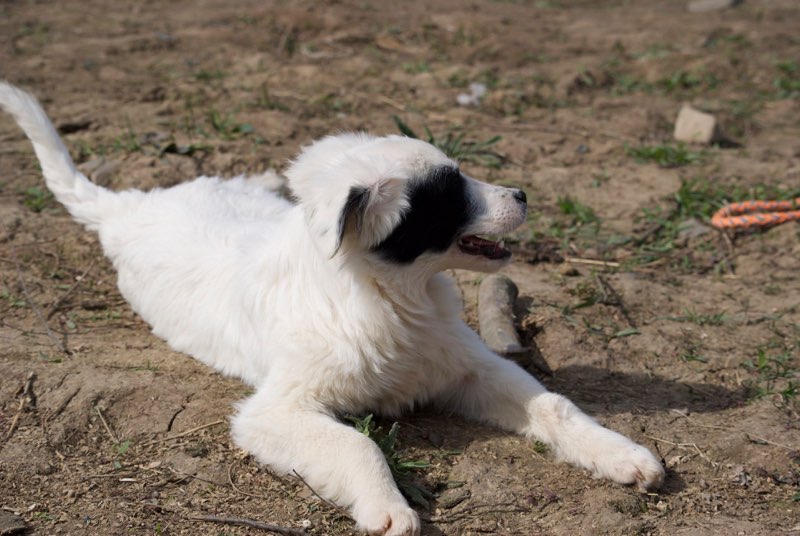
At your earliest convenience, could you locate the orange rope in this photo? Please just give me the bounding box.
[711,198,800,229]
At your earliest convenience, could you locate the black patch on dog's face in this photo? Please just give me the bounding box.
[372,166,471,264]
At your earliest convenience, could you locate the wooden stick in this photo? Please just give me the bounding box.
[670,410,795,451]
[226,462,271,500]
[292,469,350,518]
[140,419,225,446]
[94,406,119,444]
[46,261,95,319]
[643,434,717,466]
[4,398,26,441]
[563,257,620,268]
[11,250,69,355]
[190,515,307,536]
[5,372,37,441]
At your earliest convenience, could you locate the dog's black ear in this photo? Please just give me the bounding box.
[332,186,370,256]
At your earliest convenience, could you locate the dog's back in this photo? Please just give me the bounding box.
[0,82,299,382]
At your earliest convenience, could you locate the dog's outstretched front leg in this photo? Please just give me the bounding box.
[443,344,664,491]
[231,387,420,536]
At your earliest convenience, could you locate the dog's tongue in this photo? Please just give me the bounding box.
[457,235,510,260]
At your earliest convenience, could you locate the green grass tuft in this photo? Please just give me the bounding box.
[347,414,433,507]
[627,144,704,168]
[392,116,504,168]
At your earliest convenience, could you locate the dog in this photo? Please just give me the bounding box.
[0,82,664,536]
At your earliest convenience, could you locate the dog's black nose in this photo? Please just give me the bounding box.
[513,189,527,204]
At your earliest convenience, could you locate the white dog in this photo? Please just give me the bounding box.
[0,82,664,536]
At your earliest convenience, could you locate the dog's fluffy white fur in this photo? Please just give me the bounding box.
[0,82,664,536]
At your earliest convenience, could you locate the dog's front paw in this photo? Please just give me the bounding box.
[354,502,420,536]
[599,439,665,492]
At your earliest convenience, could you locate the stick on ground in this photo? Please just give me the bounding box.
[140,419,225,446]
[190,514,307,536]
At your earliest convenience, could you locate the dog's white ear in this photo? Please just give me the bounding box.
[333,178,407,256]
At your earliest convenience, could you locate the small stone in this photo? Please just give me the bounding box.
[667,455,681,467]
[437,488,471,510]
[575,144,590,155]
[674,104,721,144]
[78,157,105,176]
[687,0,741,12]
[677,218,713,241]
[426,431,444,448]
[78,157,119,185]
[478,274,524,354]
[91,160,119,185]
[0,511,27,535]
[456,82,488,106]
[558,264,580,277]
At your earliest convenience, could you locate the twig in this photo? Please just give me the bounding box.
[46,387,81,422]
[5,398,26,441]
[140,419,225,446]
[46,262,95,319]
[10,249,69,355]
[167,466,221,487]
[226,462,271,500]
[292,469,351,518]
[376,95,407,112]
[670,410,795,451]
[15,371,38,405]
[643,434,717,466]
[190,515,307,536]
[563,257,620,268]
[424,501,531,524]
[81,472,135,482]
[595,274,636,328]
[94,406,119,444]
[5,372,37,441]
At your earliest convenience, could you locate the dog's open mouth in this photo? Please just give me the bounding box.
[457,235,511,260]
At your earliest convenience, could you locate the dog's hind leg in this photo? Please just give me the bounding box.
[439,345,664,492]
[231,386,420,536]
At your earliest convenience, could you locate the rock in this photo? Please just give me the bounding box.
[91,159,119,185]
[558,263,580,277]
[478,274,524,355]
[687,0,741,12]
[78,157,105,176]
[78,157,119,185]
[0,511,27,535]
[677,218,713,241]
[456,82,487,106]
[437,487,471,510]
[674,104,722,144]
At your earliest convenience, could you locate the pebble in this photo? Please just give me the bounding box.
[677,218,714,241]
[558,264,580,277]
[0,511,27,535]
[687,0,741,12]
[78,157,119,184]
[91,160,119,184]
[674,104,721,144]
[457,82,488,106]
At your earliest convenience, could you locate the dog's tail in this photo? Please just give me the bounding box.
[0,81,110,229]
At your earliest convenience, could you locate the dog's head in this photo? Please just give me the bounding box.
[286,133,527,273]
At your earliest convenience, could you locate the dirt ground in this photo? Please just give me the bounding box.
[1,0,799,534]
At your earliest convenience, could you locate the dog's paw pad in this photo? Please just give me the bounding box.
[609,444,665,492]
[358,505,419,536]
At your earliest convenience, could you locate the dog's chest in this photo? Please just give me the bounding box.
[322,312,470,417]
